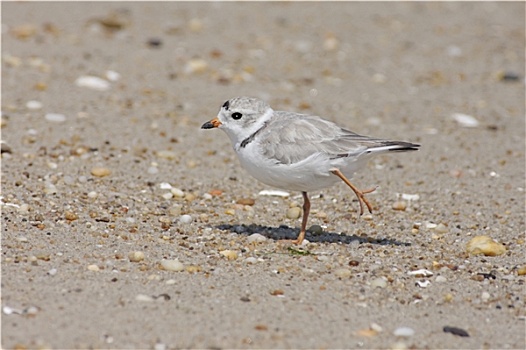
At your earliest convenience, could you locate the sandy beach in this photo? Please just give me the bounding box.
[2,2,525,349]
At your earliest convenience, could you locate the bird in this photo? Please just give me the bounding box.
[201,97,420,245]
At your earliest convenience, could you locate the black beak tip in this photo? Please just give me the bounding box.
[201,122,214,129]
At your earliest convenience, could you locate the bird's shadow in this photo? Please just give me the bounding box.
[216,223,411,246]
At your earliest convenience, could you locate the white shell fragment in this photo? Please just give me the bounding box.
[258,189,290,197]
[408,269,434,277]
[75,75,111,91]
[45,113,66,122]
[415,280,431,288]
[451,113,479,128]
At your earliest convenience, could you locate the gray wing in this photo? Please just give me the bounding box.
[258,112,418,165]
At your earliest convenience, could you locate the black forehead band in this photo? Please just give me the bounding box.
[222,100,230,110]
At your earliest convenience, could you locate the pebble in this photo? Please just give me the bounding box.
[87,264,100,271]
[451,113,479,128]
[160,259,184,272]
[91,167,111,177]
[435,276,447,283]
[466,235,506,256]
[245,257,258,264]
[170,188,185,197]
[308,224,323,235]
[443,326,469,337]
[128,251,145,262]
[247,233,267,243]
[45,113,66,123]
[393,327,415,337]
[334,268,352,279]
[435,223,448,234]
[517,266,526,276]
[481,291,490,302]
[87,191,98,198]
[64,211,78,221]
[47,268,57,276]
[219,250,238,260]
[392,201,407,211]
[44,183,58,194]
[286,207,302,220]
[161,192,173,200]
[236,198,255,206]
[135,294,154,302]
[75,75,111,91]
[184,58,208,74]
[179,215,193,224]
[26,100,43,110]
[156,150,177,160]
[105,70,121,81]
[370,277,388,288]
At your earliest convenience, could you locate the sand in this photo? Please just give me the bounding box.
[2,2,525,349]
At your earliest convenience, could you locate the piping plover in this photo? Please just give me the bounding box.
[202,97,420,245]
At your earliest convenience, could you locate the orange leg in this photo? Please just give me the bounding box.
[279,191,310,246]
[331,168,375,215]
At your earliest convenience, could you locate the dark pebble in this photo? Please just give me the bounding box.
[443,326,470,337]
[147,38,163,48]
[500,72,520,82]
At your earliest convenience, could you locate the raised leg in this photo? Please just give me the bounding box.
[330,168,375,215]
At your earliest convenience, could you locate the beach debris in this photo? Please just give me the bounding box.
[466,236,506,256]
[443,326,470,337]
[451,113,479,128]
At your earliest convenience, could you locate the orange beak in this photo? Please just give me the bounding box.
[201,117,222,129]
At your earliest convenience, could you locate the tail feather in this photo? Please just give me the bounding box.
[368,141,420,154]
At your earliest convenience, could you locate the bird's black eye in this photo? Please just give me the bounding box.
[232,112,242,120]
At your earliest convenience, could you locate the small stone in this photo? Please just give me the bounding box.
[435,223,448,234]
[219,250,238,260]
[135,294,154,302]
[334,268,352,279]
[245,257,258,264]
[286,207,302,220]
[435,276,447,283]
[160,259,184,272]
[91,167,111,177]
[105,70,120,81]
[64,211,78,221]
[161,192,173,200]
[443,326,469,337]
[47,268,57,276]
[170,188,185,198]
[370,277,387,288]
[26,100,43,110]
[128,251,145,262]
[209,189,223,196]
[45,113,66,123]
[308,224,323,235]
[236,198,255,206]
[184,58,208,74]
[179,215,192,224]
[87,264,100,271]
[466,236,506,256]
[225,208,236,216]
[247,233,267,243]
[75,76,110,91]
[87,191,98,198]
[517,266,526,276]
[451,113,479,128]
[393,327,415,337]
[156,150,177,160]
[185,265,202,273]
[392,201,407,211]
[481,291,490,302]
